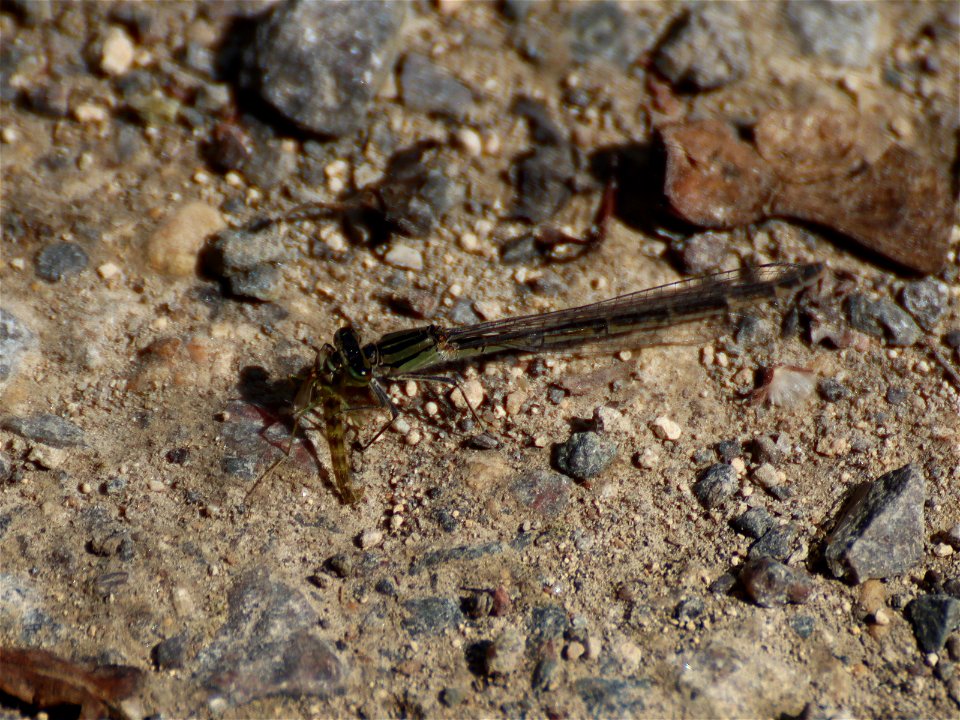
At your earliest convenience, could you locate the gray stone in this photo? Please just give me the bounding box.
[194,567,345,706]
[900,279,949,330]
[208,228,284,301]
[567,2,646,67]
[740,557,814,607]
[748,523,798,561]
[553,431,618,481]
[731,507,775,540]
[693,463,737,509]
[0,308,35,386]
[846,294,921,346]
[654,4,751,90]
[818,377,849,402]
[575,677,648,718]
[399,53,473,120]
[253,0,405,136]
[485,628,524,675]
[35,241,88,282]
[378,144,465,238]
[511,144,576,223]
[824,464,924,583]
[401,597,463,637]
[2,414,85,448]
[905,594,960,653]
[785,0,879,68]
[679,232,731,275]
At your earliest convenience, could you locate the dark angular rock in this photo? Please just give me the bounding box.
[35,242,88,282]
[553,431,618,481]
[511,144,576,223]
[846,294,921,347]
[510,470,571,517]
[824,464,924,583]
[2,414,85,448]
[693,463,737,509]
[740,556,814,607]
[789,615,816,639]
[900,279,949,330]
[715,439,741,462]
[399,53,473,119]
[905,594,960,653]
[252,0,405,136]
[748,523,798,561]
[0,308,35,386]
[408,541,504,576]
[945,329,960,349]
[152,633,189,670]
[818,377,849,402]
[785,0,879,68]
[401,597,463,637]
[731,507,775,540]
[673,597,705,622]
[377,143,465,238]
[194,567,345,706]
[654,4,750,90]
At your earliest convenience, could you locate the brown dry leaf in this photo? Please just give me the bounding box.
[662,112,953,274]
[0,646,143,720]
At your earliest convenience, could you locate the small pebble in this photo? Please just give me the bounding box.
[96,262,121,280]
[553,431,618,481]
[485,628,524,675]
[651,415,682,441]
[384,243,424,271]
[693,463,737,509]
[451,380,484,410]
[564,641,585,661]
[100,26,135,76]
[147,202,225,276]
[358,529,384,549]
[35,242,89,282]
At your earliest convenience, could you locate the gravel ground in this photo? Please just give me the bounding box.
[1,2,958,718]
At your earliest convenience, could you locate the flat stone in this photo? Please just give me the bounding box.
[35,242,88,282]
[399,53,473,119]
[785,0,879,68]
[509,470,571,517]
[900,279,949,330]
[194,567,345,706]
[748,523,798,561]
[846,294,921,347]
[401,597,463,637]
[654,4,750,90]
[2,414,85,448]
[731,507,775,540]
[824,464,924,583]
[253,0,406,136]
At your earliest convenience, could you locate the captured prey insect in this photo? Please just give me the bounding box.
[255,262,822,504]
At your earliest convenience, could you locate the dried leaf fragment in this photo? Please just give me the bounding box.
[0,646,143,720]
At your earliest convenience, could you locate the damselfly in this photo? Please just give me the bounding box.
[257,262,822,504]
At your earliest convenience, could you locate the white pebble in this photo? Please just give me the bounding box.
[384,243,424,271]
[358,529,384,549]
[455,127,483,156]
[97,262,121,280]
[100,26,135,76]
[424,401,439,417]
[650,415,682,441]
[451,379,484,410]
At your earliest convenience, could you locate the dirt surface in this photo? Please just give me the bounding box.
[1,2,959,718]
